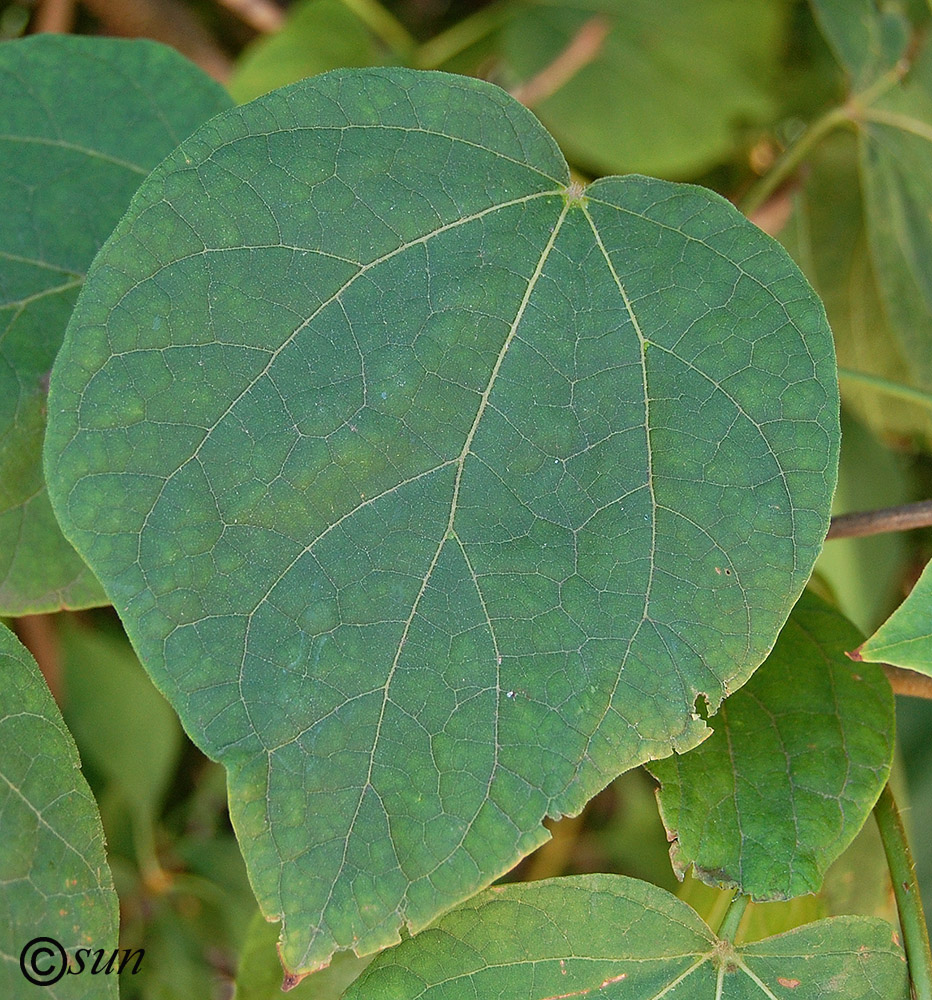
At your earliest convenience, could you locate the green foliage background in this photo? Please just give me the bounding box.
[3,1,932,998]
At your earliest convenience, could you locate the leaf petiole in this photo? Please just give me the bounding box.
[874,783,932,1000]
[715,892,749,943]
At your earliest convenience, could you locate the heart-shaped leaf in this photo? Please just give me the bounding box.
[0,34,231,614]
[44,67,839,975]
[0,625,119,995]
[344,874,908,1000]
[650,591,894,900]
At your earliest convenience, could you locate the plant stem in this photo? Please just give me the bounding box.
[838,366,932,411]
[828,499,932,539]
[741,106,850,217]
[414,0,512,68]
[338,0,415,56]
[874,783,932,1000]
[716,892,750,943]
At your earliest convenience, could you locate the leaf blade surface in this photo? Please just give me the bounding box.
[0,625,119,998]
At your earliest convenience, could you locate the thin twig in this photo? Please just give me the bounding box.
[79,0,233,81]
[883,664,932,700]
[32,0,77,33]
[212,0,284,34]
[510,16,611,108]
[14,614,62,704]
[827,500,932,540]
[874,783,932,1000]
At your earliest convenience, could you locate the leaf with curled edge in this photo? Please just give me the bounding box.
[44,67,839,979]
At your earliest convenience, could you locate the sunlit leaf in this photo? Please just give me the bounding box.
[228,0,380,104]
[44,67,839,976]
[0,34,231,614]
[651,592,894,900]
[0,625,119,997]
[858,556,932,672]
[344,874,908,1000]
[500,0,786,177]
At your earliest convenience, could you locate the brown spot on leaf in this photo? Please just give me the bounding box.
[777,978,800,989]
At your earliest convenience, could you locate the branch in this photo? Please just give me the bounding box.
[510,16,611,108]
[883,664,932,700]
[827,499,932,540]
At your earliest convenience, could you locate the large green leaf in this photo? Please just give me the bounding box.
[650,591,894,900]
[500,0,786,177]
[344,874,908,1000]
[0,625,119,997]
[44,67,839,976]
[0,34,231,615]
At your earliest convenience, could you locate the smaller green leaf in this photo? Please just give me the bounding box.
[650,591,894,901]
[810,0,910,86]
[344,874,908,1000]
[0,624,119,997]
[858,556,932,672]
[228,0,381,104]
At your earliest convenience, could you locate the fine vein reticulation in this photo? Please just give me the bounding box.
[44,67,838,975]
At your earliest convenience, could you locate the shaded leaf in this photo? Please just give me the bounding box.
[0,34,231,614]
[500,0,786,177]
[814,409,914,634]
[228,0,381,104]
[44,67,839,975]
[344,874,908,1000]
[59,617,183,868]
[809,0,910,87]
[791,4,932,444]
[0,624,119,998]
[781,130,932,443]
[650,592,894,900]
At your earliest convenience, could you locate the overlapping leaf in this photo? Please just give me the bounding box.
[500,0,786,177]
[857,557,932,673]
[650,592,894,900]
[344,874,908,1000]
[0,34,231,614]
[44,67,838,975]
[792,2,932,444]
[0,625,119,998]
